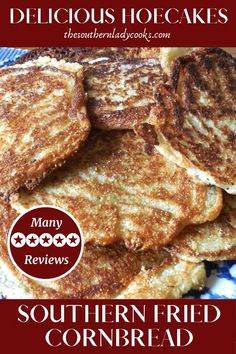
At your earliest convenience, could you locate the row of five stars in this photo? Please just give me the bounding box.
[11,233,81,248]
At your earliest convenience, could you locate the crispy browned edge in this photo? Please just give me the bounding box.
[168,219,236,262]
[88,105,153,130]
[0,201,205,299]
[14,48,162,131]
[13,47,131,64]
[0,64,90,200]
[0,203,168,299]
[14,47,161,65]
[83,55,166,130]
[135,47,236,192]
[171,243,236,262]
[170,47,236,91]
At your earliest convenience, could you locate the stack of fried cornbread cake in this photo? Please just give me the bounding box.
[0,47,235,299]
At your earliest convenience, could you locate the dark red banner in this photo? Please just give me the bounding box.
[0,0,235,46]
[0,300,235,353]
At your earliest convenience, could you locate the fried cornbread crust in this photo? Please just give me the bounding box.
[0,204,204,299]
[0,240,166,299]
[0,252,205,299]
[141,48,236,194]
[159,47,199,75]
[119,257,206,299]
[14,47,160,65]
[0,234,204,299]
[0,201,165,299]
[11,131,222,250]
[15,48,163,130]
[168,194,236,262]
[0,57,90,199]
[85,58,167,130]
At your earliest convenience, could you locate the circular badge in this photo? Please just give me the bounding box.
[8,206,83,281]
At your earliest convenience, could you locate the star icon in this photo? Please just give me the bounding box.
[56,236,64,244]
[11,233,26,248]
[67,233,80,247]
[14,235,23,244]
[39,233,52,247]
[42,235,50,244]
[69,235,78,244]
[26,234,39,247]
[29,236,37,244]
[53,234,66,247]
